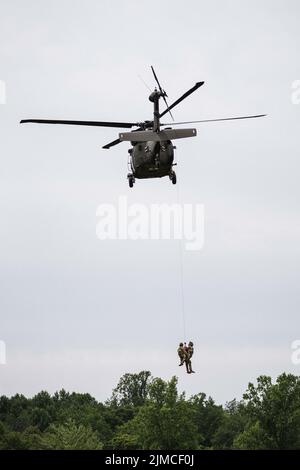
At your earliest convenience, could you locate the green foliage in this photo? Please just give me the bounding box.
[42,419,103,450]
[113,377,199,449]
[0,371,299,450]
[241,373,300,449]
[189,393,224,448]
[0,422,43,450]
[110,371,152,407]
[211,400,248,449]
[233,421,271,449]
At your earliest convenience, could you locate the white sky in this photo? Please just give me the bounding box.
[0,0,300,404]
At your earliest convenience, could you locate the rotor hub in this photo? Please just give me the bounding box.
[148,89,166,103]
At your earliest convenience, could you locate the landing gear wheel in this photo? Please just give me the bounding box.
[169,171,177,185]
[128,174,135,188]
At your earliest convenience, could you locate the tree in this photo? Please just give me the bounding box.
[211,400,248,449]
[113,377,199,450]
[189,393,224,448]
[42,419,103,450]
[110,371,152,407]
[240,373,300,449]
[233,421,271,449]
[0,422,43,449]
[30,408,52,432]
[0,394,30,431]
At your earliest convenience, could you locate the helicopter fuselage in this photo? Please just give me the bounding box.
[129,139,174,179]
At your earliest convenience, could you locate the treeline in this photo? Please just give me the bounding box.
[0,371,300,450]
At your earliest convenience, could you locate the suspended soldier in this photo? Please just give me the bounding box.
[177,342,186,366]
[185,341,195,374]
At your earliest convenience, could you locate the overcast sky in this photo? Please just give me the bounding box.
[0,0,300,404]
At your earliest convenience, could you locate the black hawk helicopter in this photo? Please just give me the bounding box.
[20,66,266,188]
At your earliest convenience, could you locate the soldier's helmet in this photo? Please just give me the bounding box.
[189,341,194,346]
[179,342,183,347]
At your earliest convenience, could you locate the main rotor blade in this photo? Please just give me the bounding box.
[151,65,166,96]
[20,119,137,128]
[162,96,174,121]
[159,81,205,119]
[102,138,122,149]
[151,66,174,121]
[161,114,267,125]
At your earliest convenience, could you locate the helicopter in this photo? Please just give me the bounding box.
[20,66,266,188]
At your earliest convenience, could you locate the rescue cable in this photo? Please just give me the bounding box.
[176,176,186,342]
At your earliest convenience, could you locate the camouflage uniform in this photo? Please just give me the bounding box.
[177,343,186,366]
[185,342,195,374]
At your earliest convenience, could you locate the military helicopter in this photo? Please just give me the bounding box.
[20,66,266,188]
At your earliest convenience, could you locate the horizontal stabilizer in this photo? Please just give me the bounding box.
[119,128,197,142]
